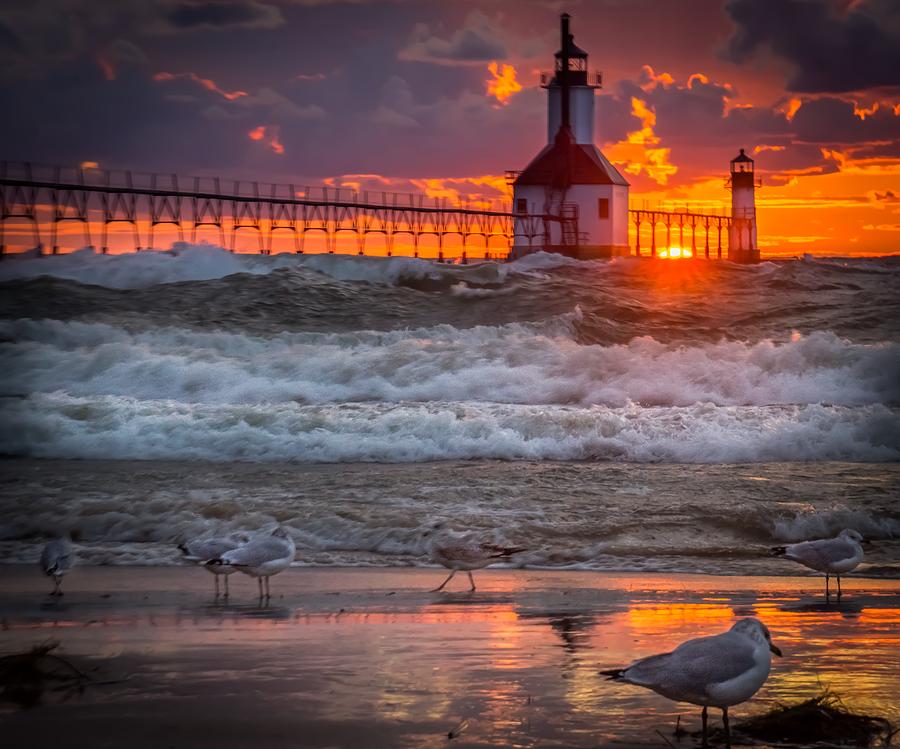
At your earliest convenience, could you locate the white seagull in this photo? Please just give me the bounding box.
[423,522,524,592]
[40,535,75,596]
[207,527,295,600]
[772,528,864,599]
[602,618,783,749]
[179,531,250,597]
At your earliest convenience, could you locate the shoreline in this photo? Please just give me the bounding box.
[2,567,898,748]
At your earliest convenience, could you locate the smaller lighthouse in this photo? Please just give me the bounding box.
[727,149,760,262]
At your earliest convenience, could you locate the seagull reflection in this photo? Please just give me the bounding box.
[547,614,596,654]
[780,600,863,618]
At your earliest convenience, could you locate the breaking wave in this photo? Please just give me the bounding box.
[0,242,516,289]
[2,245,898,465]
[2,394,897,463]
[3,319,898,408]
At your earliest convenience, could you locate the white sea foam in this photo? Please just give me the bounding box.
[773,510,900,543]
[2,393,896,463]
[0,242,515,289]
[3,319,898,408]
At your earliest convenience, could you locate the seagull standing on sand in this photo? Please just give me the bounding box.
[40,535,75,596]
[423,522,524,592]
[207,527,295,600]
[178,532,250,597]
[602,618,782,749]
[772,528,864,599]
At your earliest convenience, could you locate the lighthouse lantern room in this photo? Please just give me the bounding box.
[511,13,629,260]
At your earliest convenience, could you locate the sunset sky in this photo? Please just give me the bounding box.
[2,0,899,255]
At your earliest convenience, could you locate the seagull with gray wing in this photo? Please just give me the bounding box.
[602,618,782,749]
[423,522,524,592]
[207,527,295,600]
[772,528,864,599]
[179,531,250,597]
[41,535,75,596]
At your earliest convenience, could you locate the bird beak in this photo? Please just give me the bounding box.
[770,643,783,657]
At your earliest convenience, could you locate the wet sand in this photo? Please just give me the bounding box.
[1,567,898,748]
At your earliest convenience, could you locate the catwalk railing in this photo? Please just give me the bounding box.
[629,207,737,259]
[1,163,743,260]
[0,162,525,259]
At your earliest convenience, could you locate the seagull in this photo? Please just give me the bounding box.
[602,618,782,749]
[422,522,524,592]
[40,535,75,596]
[772,528,864,599]
[207,527,295,600]
[178,531,250,597]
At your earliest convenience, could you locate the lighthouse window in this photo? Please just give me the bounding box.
[516,198,527,214]
[597,198,609,219]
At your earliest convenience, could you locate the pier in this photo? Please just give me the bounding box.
[1,162,736,261]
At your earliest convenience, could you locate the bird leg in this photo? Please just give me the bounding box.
[264,576,271,600]
[257,577,264,600]
[52,577,61,597]
[214,575,220,598]
[432,569,456,592]
[700,706,708,748]
[722,706,731,749]
[837,575,842,599]
[825,573,830,600]
[467,571,476,592]
[224,574,229,598]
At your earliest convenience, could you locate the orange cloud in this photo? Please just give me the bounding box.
[296,73,327,81]
[754,144,785,154]
[863,223,900,231]
[247,125,284,155]
[686,73,709,89]
[80,161,99,170]
[410,174,511,207]
[485,62,522,106]
[607,97,678,186]
[269,134,284,155]
[96,54,116,81]
[852,101,879,120]
[639,65,674,91]
[153,71,248,101]
[783,98,803,121]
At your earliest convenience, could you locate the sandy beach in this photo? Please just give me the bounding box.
[1,566,898,748]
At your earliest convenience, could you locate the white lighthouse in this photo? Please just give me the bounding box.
[511,13,629,260]
[727,148,760,262]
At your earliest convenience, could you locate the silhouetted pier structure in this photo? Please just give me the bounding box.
[630,206,737,259]
[1,162,736,260]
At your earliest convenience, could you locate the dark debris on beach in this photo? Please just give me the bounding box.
[708,691,896,748]
[0,640,127,710]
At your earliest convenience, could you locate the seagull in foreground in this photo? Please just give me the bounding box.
[602,618,782,749]
[772,528,864,599]
[40,535,75,596]
[207,527,295,600]
[423,522,524,592]
[178,532,250,597]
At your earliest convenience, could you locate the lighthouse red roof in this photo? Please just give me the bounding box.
[514,129,629,187]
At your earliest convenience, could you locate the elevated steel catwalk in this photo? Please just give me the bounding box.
[1,162,736,260]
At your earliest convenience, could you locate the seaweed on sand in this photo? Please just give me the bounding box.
[719,691,895,747]
[0,640,126,710]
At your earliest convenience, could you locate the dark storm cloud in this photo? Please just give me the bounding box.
[597,69,900,187]
[163,1,284,32]
[398,12,508,64]
[723,0,900,93]
[789,96,900,144]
